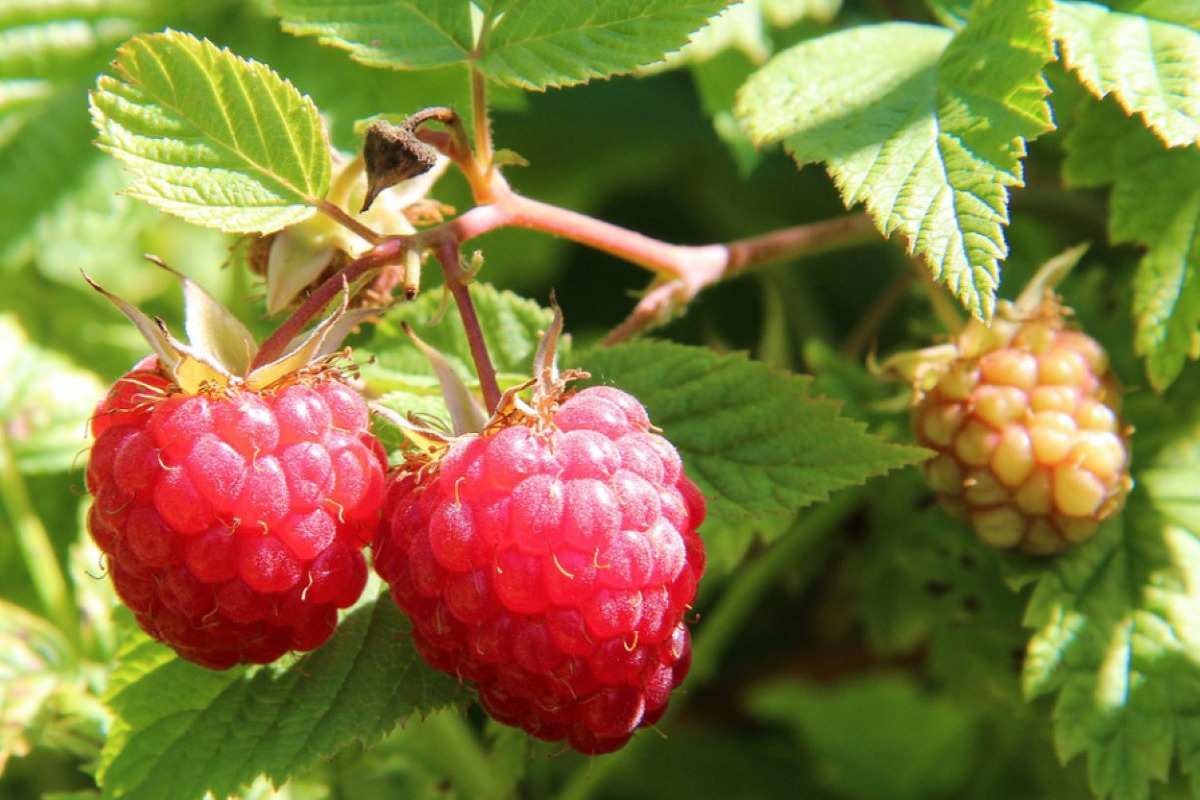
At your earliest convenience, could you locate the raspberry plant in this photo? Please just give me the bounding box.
[1,1,1198,800]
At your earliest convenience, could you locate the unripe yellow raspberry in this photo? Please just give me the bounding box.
[912,296,1131,555]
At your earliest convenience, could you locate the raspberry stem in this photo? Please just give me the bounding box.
[402,136,878,342]
[251,236,410,369]
[435,241,503,413]
[316,199,385,246]
[598,214,878,346]
[289,112,879,380]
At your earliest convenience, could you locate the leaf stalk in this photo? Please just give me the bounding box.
[435,242,504,414]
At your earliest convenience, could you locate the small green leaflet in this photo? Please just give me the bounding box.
[578,341,929,523]
[1052,0,1200,148]
[1063,99,1200,391]
[98,593,459,800]
[736,0,1056,321]
[89,29,331,234]
[274,0,475,71]
[274,0,729,89]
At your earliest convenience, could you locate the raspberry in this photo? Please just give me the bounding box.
[912,297,1130,554]
[87,359,385,669]
[374,385,706,754]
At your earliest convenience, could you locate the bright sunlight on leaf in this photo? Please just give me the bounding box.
[1016,434,1200,800]
[1064,99,1200,392]
[736,0,1056,321]
[1052,0,1200,148]
[275,0,728,89]
[89,29,331,234]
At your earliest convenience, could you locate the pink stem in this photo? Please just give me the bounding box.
[251,237,407,369]
[419,190,876,292]
[500,194,725,280]
[724,214,878,275]
[292,145,880,373]
[601,215,880,346]
[434,243,503,414]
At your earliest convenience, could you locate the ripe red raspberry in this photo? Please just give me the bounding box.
[374,385,706,754]
[87,357,386,669]
[912,297,1130,554]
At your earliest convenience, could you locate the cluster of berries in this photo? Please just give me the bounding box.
[83,261,1131,753]
[85,288,706,752]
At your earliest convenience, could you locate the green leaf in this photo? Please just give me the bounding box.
[89,29,331,234]
[22,158,172,296]
[1063,99,1200,391]
[273,0,475,72]
[1015,407,1200,800]
[0,315,104,474]
[0,2,201,266]
[215,18,476,152]
[480,0,728,89]
[0,84,102,270]
[98,592,459,800]
[736,0,1056,321]
[1052,0,1200,147]
[577,341,928,523]
[274,0,729,89]
[0,3,226,267]
[747,674,979,800]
